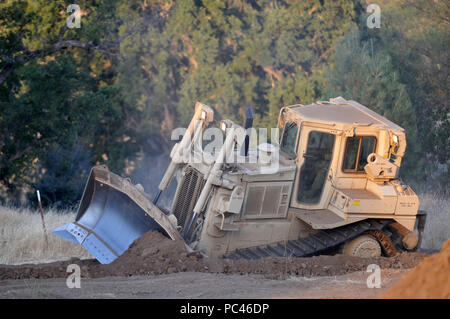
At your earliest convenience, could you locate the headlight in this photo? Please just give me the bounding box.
[219,119,234,132]
[220,121,228,132]
[393,134,398,143]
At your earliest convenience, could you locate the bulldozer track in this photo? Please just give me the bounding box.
[224,220,397,259]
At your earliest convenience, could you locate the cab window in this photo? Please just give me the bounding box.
[280,122,298,158]
[343,136,377,172]
[297,131,335,204]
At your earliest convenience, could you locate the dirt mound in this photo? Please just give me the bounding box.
[380,239,450,299]
[0,230,427,280]
[101,230,203,276]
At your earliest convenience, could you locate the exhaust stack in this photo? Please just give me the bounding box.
[242,106,253,157]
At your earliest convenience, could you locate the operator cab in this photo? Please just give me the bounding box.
[279,97,407,213]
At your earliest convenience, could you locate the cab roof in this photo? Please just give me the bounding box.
[288,97,403,131]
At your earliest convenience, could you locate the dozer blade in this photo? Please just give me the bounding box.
[53,165,182,264]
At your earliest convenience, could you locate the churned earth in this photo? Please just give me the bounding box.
[0,230,436,299]
[380,239,450,299]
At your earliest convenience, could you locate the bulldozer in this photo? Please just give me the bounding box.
[53,97,426,264]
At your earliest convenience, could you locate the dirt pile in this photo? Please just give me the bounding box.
[380,239,450,299]
[0,230,427,280]
[101,230,204,276]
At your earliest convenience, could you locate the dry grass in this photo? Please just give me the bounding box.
[0,192,448,265]
[419,193,450,251]
[0,206,91,265]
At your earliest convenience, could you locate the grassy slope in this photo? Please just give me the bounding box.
[419,193,450,251]
[0,206,91,265]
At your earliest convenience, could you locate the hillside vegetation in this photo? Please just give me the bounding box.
[0,206,91,264]
[0,1,448,207]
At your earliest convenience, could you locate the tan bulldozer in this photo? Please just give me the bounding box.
[54,97,426,263]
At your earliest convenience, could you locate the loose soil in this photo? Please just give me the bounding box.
[0,230,426,280]
[0,269,409,299]
[380,239,450,299]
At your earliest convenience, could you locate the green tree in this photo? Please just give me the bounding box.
[324,27,423,182]
[0,0,127,202]
[3,0,446,205]
[375,0,449,191]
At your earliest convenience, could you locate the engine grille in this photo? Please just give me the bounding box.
[171,167,206,230]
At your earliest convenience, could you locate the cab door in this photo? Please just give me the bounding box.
[291,126,336,209]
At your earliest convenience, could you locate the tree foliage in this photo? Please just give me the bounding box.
[324,27,423,181]
[325,0,449,189]
[0,0,447,205]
